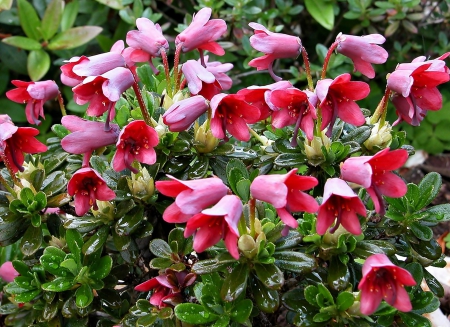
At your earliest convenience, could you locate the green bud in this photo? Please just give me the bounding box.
[238,234,258,259]
[127,167,155,201]
[304,131,331,166]
[194,121,219,153]
[364,120,392,151]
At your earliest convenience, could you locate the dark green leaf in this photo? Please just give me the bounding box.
[149,239,172,258]
[327,256,350,291]
[416,172,441,210]
[411,291,440,314]
[20,225,42,256]
[230,298,253,323]
[274,153,306,167]
[115,206,144,236]
[66,229,83,265]
[398,312,431,327]
[423,269,444,297]
[82,226,109,256]
[89,255,112,280]
[254,263,284,290]
[42,277,74,292]
[304,285,319,306]
[220,263,249,301]
[75,284,93,308]
[404,262,423,285]
[250,278,279,313]
[192,258,237,274]
[409,222,433,241]
[174,303,219,324]
[274,251,316,274]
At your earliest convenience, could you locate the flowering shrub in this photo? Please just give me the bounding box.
[1,6,450,327]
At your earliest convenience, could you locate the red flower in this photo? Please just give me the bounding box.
[335,33,388,79]
[341,148,408,215]
[155,175,228,223]
[358,254,416,315]
[316,178,366,235]
[316,73,369,136]
[163,95,209,132]
[184,195,242,259]
[210,93,261,141]
[250,168,319,229]
[0,262,19,283]
[175,8,227,56]
[6,80,59,125]
[67,168,116,216]
[112,120,159,173]
[182,60,222,100]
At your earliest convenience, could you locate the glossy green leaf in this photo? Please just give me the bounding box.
[254,263,284,290]
[192,258,237,274]
[82,226,109,255]
[89,255,112,280]
[409,222,433,241]
[411,291,440,315]
[250,278,279,313]
[28,49,50,81]
[398,311,431,327]
[305,0,334,30]
[149,239,172,258]
[313,312,332,323]
[175,303,219,324]
[112,229,131,251]
[220,263,249,302]
[41,0,63,40]
[47,26,102,50]
[411,238,442,261]
[66,229,83,265]
[2,36,42,50]
[336,292,354,311]
[14,289,42,303]
[115,206,144,236]
[230,298,253,323]
[42,277,74,292]
[353,241,385,259]
[416,172,441,210]
[405,262,423,285]
[60,258,79,276]
[75,284,93,308]
[20,225,42,256]
[61,0,79,31]
[327,256,350,291]
[17,0,42,40]
[423,269,444,297]
[274,251,316,274]
[317,283,334,306]
[274,153,306,167]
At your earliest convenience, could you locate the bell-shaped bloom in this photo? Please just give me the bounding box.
[248,22,302,81]
[163,95,209,132]
[6,80,59,125]
[126,18,169,58]
[60,52,126,87]
[203,56,233,91]
[135,269,196,308]
[175,7,227,55]
[250,168,319,229]
[0,116,47,173]
[210,93,261,141]
[0,261,19,283]
[67,167,116,216]
[237,81,292,120]
[341,148,408,216]
[61,115,120,154]
[184,195,242,259]
[270,87,317,141]
[156,175,228,223]
[316,178,366,235]
[358,254,416,315]
[316,73,369,136]
[73,67,134,119]
[182,60,222,100]
[112,120,159,173]
[335,33,388,79]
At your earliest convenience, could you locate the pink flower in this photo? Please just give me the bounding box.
[0,115,47,173]
[163,95,209,132]
[316,73,369,136]
[60,52,125,87]
[67,168,116,216]
[316,178,366,235]
[270,87,317,141]
[358,254,416,315]
[182,60,221,100]
[341,148,408,215]
[248,22,301,81]
[112,120,159,173]
[126,18,169,57]
[6,80,59,125]
[210,93,261,141]
[250,168,319,229]
[61,115,120,155]
[203,56,233,91]
[0,262,19,283]
[175,7,227,56]
[335,33,388,79]
[155,175,228,223]
[184,195,242,259]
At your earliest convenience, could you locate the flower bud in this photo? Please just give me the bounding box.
[363,120,392,151]
[304,131,331,166]
[127,167,155,202]
[92,200,115,221]
[194,121,219,153]
[238,234,258,259]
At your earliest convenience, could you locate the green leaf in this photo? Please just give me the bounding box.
[115,206,144,236]
[416,172,441,209]
[305,0,334,30]
[82,226,109,256]
[220,263,249,302]
[42,277,74,292]
[274,153,306,167]
[236,179,250,202]
[409,222,433,241]
[423,269,444,297]
[398,312,431,327]
[75,284,93,308]
[336,292,354,311]
[327,256,350,291]
[89,255,112,280]
[250,278,279,313]
[192,258,237,274]
[304,285,319,306]
[61,0,79,31]
[60,258,79,276]
[20,225,42,256]
[2,36,42,51]
[149,239,172,258]
[254,263,284,290]
[317,283,334,306]
[41,0,64,40]
[175,303,219,324]
[274,251,316,274]
[404,262,423,285]
[65,229,83,265]
[47,26,102,50]
[230,298,253,323]
[95,0,123,10]
[423,204,450,222]
[411,291,440,314]
[17,0,42,40]
[28,49,50,81]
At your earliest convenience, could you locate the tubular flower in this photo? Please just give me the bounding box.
[358,254,416,315]
[67,168,116,216]
[335,33,388,79]
[316,73,369,136]
[341,148,408,216]
[210,93,261,141]
[316,178,366,235]
[250,168,319,229]
[175,7,227,56]
[112,120,159,173]
[248,22,301,81]
[163,95,209,132]
[0,262,19,283]
[203,56,234,91]
[387,53,450,126]
[184,195,242,259]
[6,80,59,125]
[182,60,222,100]
[155,175,228,223]
[270,87,317,141]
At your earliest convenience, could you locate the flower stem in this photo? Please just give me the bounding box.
[0,173,17,197]
[160,48,173,98]
[249,198,256,238]
[57,92,67,116]
[301,46,314,92]
[173,44,183,91]
[131,81,153,127]
[321,41,338,80]
[248,126,268,145]
[370,87,391,126]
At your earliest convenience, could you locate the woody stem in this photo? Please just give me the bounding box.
[160,48,173,98]
[301,46,314,92]
[321,41,338,80]
[173,44,183,91]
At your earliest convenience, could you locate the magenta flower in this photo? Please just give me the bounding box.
[61,115,119,155]
[182,60,221,100]
[0,262,19,283]
[184,195,242,259]
[67,168,116,216]
[341,148,408,215]
[126,18,169,57]
[60,52,125,87]
[203,56,233,91]
[112,120,159,173]
[335,33,388,79]
[248,22,302,81]
[175,8,227,56]
[250,168,319,229]
[163,95,209,132]
[316,73,369,136]
[155,175,228,223]
[210,93,261,141]
[316,178,366,235]
[358,254,416,315]
[6,80,59,125]
[270,87,317,141]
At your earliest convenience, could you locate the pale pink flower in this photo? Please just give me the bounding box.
[182,60,221,100]
[163,95,209,132]
[0,262,19,283]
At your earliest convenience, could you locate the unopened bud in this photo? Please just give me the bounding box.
[194,121,219,153]
[92,200,115,221]
[238,234,258,259]
[304,131,331,166]
[127,167,155,202]
[364,120,392,152]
